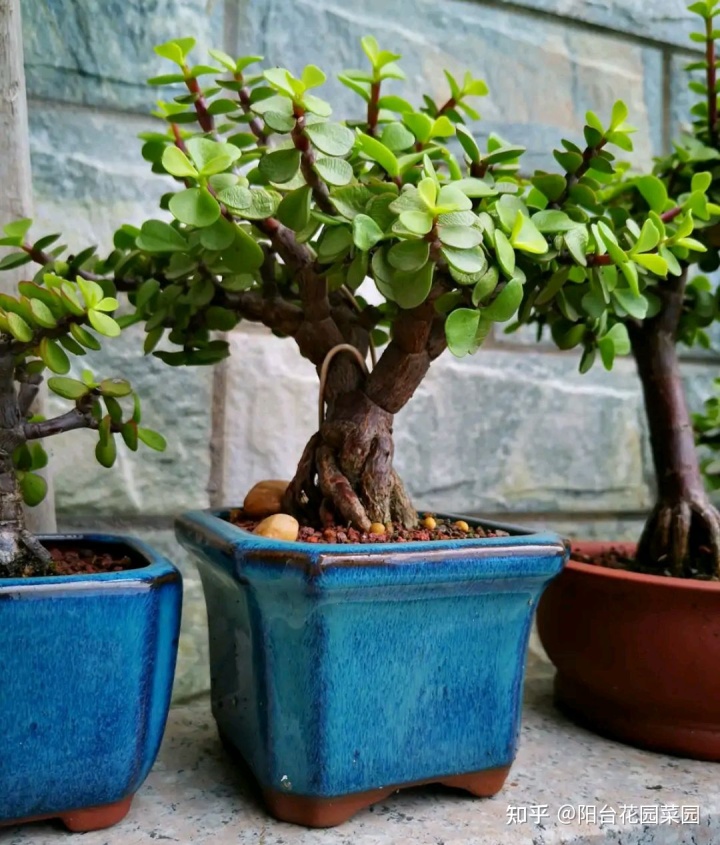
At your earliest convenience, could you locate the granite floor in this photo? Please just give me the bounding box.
[5,658,717,845]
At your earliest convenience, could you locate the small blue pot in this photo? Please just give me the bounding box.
[0,534,182,831]
[176,509,566,827]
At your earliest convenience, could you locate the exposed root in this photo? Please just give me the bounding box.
[0,529,54,578]
[284,392,417,531]
[636,497,720,578]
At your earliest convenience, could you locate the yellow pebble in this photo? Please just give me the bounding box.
[253,514,299,542]
[454,520,470,532]
[422,517,437,530]
[369,522,386,535]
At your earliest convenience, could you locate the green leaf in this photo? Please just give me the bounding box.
[200,216,238,251]
[301,64,326,89]
[564,227,589,266]
[98,378,132,397]
[532,210,576,233]
[494,230,515,277]
[0,252,32,271]
[136,220,188,253]
[314,156,354,186]
[609,100,628,130]
[39,338,70,374]
[95,430,117,469]
[169,188,221,227]
[632,219,661,254]
[29,298,57,328]
[391,261,435,309]
[613,289,648,319]
[77,278,104,309]
[398,210,434,235]
[20,472,48,507]
[438,225,483,249]
[441,245,487,275]
[634,253,668,275]
[161,146,199,178]
[121,422,139,451]
[3,218,32,240]
[305,123,355,156]
[154,37,195,66]
[70,323,101,350]
[138,428,167,451]
[484,278,523,322]
[445,308,481,357]
[316,226,353,262]
[352,214,384,251]
[356,134,399,176]
[380,123,415,152]
[47,376,90,400]
[635,175,668,213]
[388,240,430,272]
[7,312,32,342]
[598,323,631,370]
[205,306,238,331]
[510,214,548,254]
[277,186,313,231]
[259,148,301,184]
[88,310,121,337]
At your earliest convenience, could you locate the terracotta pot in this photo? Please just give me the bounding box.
[537,540,720,760]
[177,508,567,827]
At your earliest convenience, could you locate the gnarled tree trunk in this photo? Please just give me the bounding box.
[283,285,447,531]
[0,353,52,577]
[629,270,720,578]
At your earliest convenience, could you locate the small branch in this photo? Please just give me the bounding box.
[24,408,99,440]
[17,374,42,418]
[436,96,456,116]
[367,81,381,136]
[184,74,214,133]
[552,141,607,209]
[660,205,683,223]
[292,110,334,215]
[237,79,268,144]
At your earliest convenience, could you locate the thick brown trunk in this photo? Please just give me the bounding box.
[0,351,52,577]
[284,389,415,531]
[284,281,448,531]
[629,271,720,577]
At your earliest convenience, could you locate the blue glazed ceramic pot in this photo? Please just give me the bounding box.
[0,534,182,832]
[176,509,566,827]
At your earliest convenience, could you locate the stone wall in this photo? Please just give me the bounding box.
[19,0,718,700]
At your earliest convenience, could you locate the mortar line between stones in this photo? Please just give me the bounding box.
[467,0,700,52]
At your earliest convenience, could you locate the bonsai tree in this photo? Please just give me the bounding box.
[0,225,166,577]
[3,35,693,537]
[515,0,720,577]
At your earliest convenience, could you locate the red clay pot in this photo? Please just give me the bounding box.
[536,540,720,761]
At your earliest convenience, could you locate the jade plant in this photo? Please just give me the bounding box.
[0,226,166,576]
[2,34,701,539]
[516,0,720,577]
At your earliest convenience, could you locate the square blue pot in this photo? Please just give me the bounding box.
[0,534,182,831]
[176,510,566,827]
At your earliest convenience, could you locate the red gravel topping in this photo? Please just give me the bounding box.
[228,510,510,544]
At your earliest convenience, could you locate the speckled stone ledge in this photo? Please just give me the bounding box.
[6,657,718,845]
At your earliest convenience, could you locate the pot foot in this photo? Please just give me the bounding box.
[263,766,511,828]
[61,796,133,832]
[2,796,133,832]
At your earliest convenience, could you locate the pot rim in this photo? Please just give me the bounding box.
[0,532,179,590]
[565,548,720,593]
[177,507,568,559]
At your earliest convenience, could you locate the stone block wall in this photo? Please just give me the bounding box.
[18,0,719,700]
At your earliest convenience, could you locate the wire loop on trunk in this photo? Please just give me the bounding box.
[318,344,370,428]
